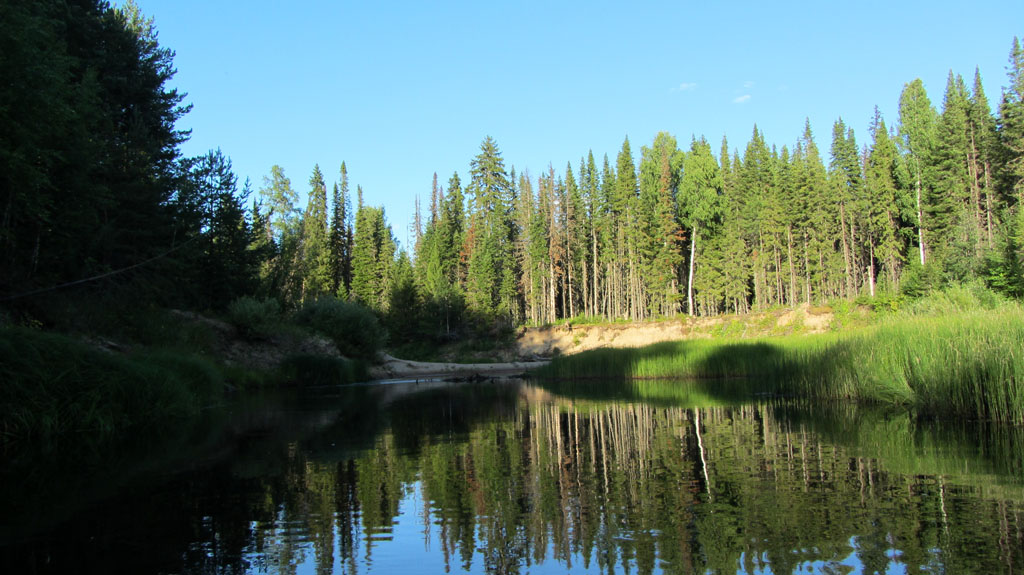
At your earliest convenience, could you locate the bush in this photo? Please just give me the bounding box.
[226,296,281,339]
[277,354,367,387]
[292,297,386,359]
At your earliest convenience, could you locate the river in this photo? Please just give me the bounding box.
[2,378,1022,574]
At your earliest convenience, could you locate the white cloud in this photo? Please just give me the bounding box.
[733,94,751,104]
[673,82,697,92]
[743,81,755,89]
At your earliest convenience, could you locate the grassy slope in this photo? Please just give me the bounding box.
[0,301,370,444]
[538,287,1024,423]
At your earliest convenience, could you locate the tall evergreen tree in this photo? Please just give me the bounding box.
[829,119,865,296]
[329,162,352,298]
[0,0,188,300]
[930,72,973,277]
[679,137,724,315]
[968,69,999,247]
[864,110,905,292]
[898,79,938,266]
[302,164,332,300]
[350,204,395,311]
[258,165,302,305]
[994,37,1024,295]
[465,137,513,321]
[638,132,685,316]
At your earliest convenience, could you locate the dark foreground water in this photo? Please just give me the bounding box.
[2,379,1023,574]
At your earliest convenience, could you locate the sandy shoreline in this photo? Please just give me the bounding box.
[367,354,549,381]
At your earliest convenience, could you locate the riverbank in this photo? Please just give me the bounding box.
[368,354,548,381]
[537,306,1024,423]
[515,303,838,357]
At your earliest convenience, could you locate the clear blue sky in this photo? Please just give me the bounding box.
[129,0,1022,251]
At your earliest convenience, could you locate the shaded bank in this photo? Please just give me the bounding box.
[0,326,365,444]
[537,309,1024,423]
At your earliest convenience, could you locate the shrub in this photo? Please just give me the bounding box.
[292,297,386,359]
[277,354,366,387]
[226,296,281,339]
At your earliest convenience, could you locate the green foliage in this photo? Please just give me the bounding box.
[350,205,396,311]
[292,297,385,359]
[540,304,1024,423]
[900,260,943,297]
[1,0,188,304]
[276,354,366,386]
[172,149,260,310]
[0,327,223,442]
[300,164,333,300]
[226,296,281,339]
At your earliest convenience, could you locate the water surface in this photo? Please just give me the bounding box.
[2,379,1022,574]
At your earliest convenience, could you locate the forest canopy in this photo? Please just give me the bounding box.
[2,1,1024,344]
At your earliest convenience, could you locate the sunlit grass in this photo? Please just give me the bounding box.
[538,308,1024,423]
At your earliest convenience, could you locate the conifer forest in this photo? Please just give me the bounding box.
[2,0,1024,342]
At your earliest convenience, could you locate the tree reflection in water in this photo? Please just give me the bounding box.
[2,380,1022,574]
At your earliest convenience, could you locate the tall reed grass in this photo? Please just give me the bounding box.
[537,308,1024,423]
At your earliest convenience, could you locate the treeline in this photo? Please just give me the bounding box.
[310,40,1024,342]
[3,1,1023,344]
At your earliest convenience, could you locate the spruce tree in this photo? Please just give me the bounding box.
[258,165,303,305]
[329,162,352,298]
[639,132,685,316]
[350,204,395,311]
[679,137,724,315]
[898,79,938,266]
[465,137,513,322]
[301,164,332,300]
[865,110,905,292]
[995,37,1024,295]
[931,72,973,277]
[968,69,998,247]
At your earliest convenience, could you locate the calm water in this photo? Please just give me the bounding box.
[2,379,1023,574]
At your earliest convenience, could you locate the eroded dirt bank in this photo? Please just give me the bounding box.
[514,304,835,358]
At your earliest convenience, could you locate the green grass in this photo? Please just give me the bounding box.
[537,307,1024,423]
[0,327,226,442]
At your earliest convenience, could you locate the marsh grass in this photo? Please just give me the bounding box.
[538,308,1024,423]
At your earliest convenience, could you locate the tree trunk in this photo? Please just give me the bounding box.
[839,201,853,297]
[915,162,926,265]
[868,241,875,297]
[687,226,697,316]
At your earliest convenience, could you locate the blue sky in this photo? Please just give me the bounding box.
[130,0,1023,251]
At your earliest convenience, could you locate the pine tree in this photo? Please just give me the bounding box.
[930,72,973,277]
[638,132,685,316]
[968,69,999,247]
[301,164,332,300]
[995,37,1024,295]
[329,162,352,298]
[258,165,303,305]
[865,109,905,293]
[796,121,839,301]
[898,79,938,266]
[829,119,864,296]
[350,204,395,311]
[465,137,513,322]
[614,137,640,318]
[679,137,724,315]
[998,37,1024,206]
